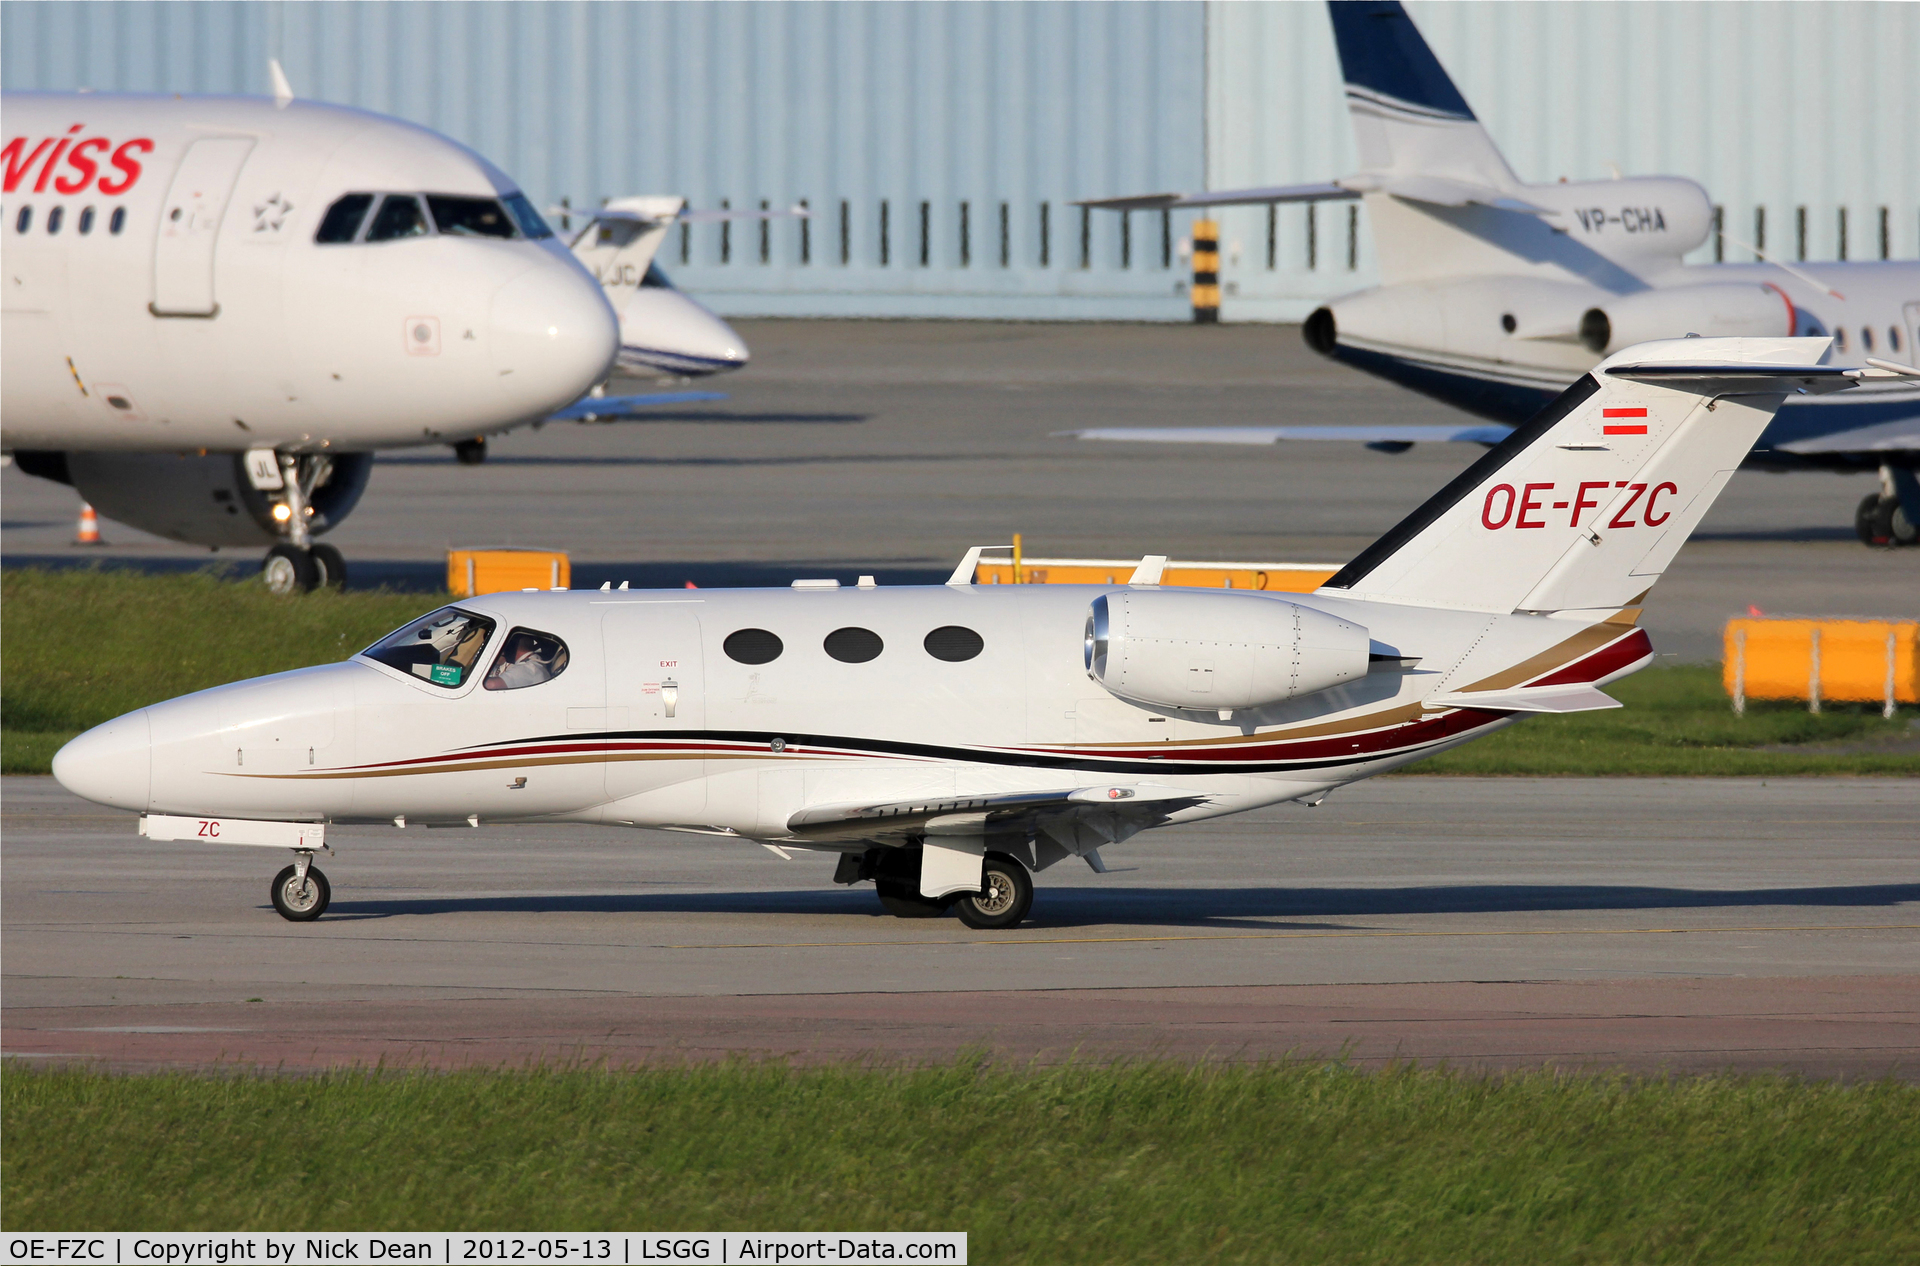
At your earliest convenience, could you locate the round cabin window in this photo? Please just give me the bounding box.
[824,627,884,663]
[923,625,984,662]
[724,628,784,665]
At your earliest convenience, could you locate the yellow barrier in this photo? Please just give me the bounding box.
[972,557,1339,593]
[448,548,570,598]
[1723,618,1918,717]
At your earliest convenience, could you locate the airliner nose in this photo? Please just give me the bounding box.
[616,289,750,377]
[491,262,620,417]
[52,709,152,812]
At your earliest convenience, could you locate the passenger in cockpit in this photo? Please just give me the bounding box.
[484,629,569,691]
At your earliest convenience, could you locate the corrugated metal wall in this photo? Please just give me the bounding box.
[4,1,1913,321]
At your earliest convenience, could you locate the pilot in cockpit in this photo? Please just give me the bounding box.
[484,629,569,691]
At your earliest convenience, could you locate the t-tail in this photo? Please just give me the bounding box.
[1318,337,1860,615]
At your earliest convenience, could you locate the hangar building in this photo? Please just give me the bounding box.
[4,0,1914,320]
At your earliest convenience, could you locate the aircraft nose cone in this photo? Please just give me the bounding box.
[52,709,152,811]
[616,289,750,377]
[491,262,620,417]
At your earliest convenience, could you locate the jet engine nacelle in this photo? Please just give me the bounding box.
[43,451,373,547]
[1579,283,1795,355]
[1084,590,1370,713]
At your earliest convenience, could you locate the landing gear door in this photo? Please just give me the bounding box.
[603,604,705,803]
[152,137,255,317]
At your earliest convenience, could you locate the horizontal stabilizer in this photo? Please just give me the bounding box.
[549,391,726,422]
[1075,182,1359,212]
[1056,423,1512,448]
[1604,363,1862,394]
[1424,684,1622,714]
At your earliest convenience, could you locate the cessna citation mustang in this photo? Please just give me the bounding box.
[1,84,632,592]
[565,196,806,378]
[53,336,1889,930]
[1074,0,1920,548]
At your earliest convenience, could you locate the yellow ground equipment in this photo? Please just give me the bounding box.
[1723,617,1918,717]
[448,548,571,598]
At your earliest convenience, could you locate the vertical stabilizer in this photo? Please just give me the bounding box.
[567,197,684,294]
[1319,338,1853,614]
[1330,0,1519,190]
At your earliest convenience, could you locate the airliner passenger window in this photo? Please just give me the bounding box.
[503,193,555,240]
[483,628,571,691]
[109,207,125,234]
[315,193,374,243]
[14,207,30,233]
[78,207,94,234]
[363,607,497,688]
[46,206,63,234]
[366,194,429,242]
[1862,327,1874,353]
[428,196,516,239]
[1892,328,1904,354]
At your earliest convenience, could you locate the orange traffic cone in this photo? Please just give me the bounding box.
[75,501,104,546]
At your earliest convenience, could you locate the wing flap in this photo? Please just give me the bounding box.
[787,784,1206,843]
[1424,684,1622,714]
[548,391,727,422]
[1054,424,1512,447]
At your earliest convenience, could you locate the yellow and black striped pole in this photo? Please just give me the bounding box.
[1191,218,1220,324]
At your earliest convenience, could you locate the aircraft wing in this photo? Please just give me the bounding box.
[548,391,727,422]
[786,784,1206,844]
[1075,182,1359,212]
[1055,423,1514,451]
[1776,418,1920,455]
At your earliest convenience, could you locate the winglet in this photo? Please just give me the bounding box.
[948,545,1006,586]
[1128,555,1168,585]
[269,59,294,108]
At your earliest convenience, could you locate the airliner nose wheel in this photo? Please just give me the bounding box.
[270,859,331,921]
[261,544,320,595]
[453,437,487,465]
[953,852,1034,930]
[310,543,347,589]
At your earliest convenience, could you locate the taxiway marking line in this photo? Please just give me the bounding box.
[672,923,1920,950]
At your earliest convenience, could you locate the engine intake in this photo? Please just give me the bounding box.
[1580,283,1795,354]
[1084,590,1370,713]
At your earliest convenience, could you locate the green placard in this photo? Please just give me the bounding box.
[429,663,461,685]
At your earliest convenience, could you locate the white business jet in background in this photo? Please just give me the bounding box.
[1072,0,1920,548]
[53,337,1887,928]
[2,76,720,592]
[562,195,805,378]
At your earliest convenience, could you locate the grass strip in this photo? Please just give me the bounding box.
[4,1062,1917,1262]
[2,566,1913,776]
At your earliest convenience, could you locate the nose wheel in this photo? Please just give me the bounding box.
[271,854,331,921]
[260,543,347,594]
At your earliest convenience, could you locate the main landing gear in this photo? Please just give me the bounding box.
[258,453,347,595]
[837,847,1037,930]
[1856,464,1920,549]
[270,850,331,921]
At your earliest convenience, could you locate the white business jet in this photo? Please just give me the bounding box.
[1072,0,1920,548]
[53,337,1881,929]
[2,80,712,591]
[563,196,806,378]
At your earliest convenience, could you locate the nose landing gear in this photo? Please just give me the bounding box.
[270,850,331,921]
[257,453,349,594]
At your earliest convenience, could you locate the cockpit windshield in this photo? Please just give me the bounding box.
[315,191,554,244]
[503,193,555,239]
[427,195,516,239]
[482,627,570,691]
[362,607,497,688]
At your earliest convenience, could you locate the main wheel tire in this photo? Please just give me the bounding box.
[261,544,320,595]
[952,853,1033,930]
[875,879,950,918]
[1857,494,1893,547]
[1892,503,1919,547]
[453,437,487,466]
[270,863,331,921]
[309,543,347,590]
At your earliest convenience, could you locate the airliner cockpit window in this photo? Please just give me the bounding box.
[427,195,516,239]
[362,608,497,688]
[315,193,374,243]
[483,628,570,691]
[365,194,429,242]
[503,193,555,240]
